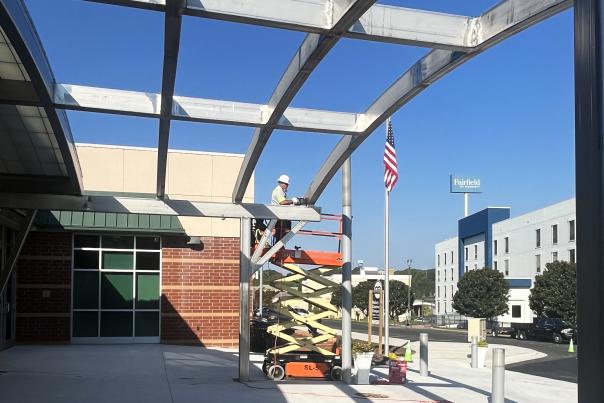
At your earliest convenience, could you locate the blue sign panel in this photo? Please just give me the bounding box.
[450,175,482,193]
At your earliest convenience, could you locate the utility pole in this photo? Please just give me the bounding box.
[406,258,412,326]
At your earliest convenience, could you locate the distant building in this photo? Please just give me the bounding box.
[434,199,576,324]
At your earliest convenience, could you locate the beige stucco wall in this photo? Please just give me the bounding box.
[76,143,254,237]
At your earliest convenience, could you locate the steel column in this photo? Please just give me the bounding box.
[0,210,36,297]
[341,158,353,383]
[574,0,604,400]
[238,218,252,381]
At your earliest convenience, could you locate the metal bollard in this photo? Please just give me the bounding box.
[419,333,429,376]
[491,348,505,403]
[471,336,478,368]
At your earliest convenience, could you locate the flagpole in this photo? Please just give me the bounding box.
[384,119,390,357]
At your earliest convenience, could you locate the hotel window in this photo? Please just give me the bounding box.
[474,245,478,259]
[494,261,498,271]
[465,247,468,260]
[505,237,509,253]
[465,265,468,273]
[569,220,575,242]
[536,254,541,273]
[437,301,440,313]
[451,285,454,298]
[437,270,439,282]
[450,251,454,264]
[536,229,541,248]
[552,224,558,245]
[437,254,440,266]
[437,287,439,298]
[570,249,576,264]
[451,268,454,280]
[552,251,559,262]
[474,264,477,270]
[512,305,521,318]
[504,259,509,276]
[444,287,447,298]
[444,270,446,281]
[444,253,447,265]
[494,240,498,256]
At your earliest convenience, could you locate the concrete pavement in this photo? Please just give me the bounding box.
[0,343,576,403]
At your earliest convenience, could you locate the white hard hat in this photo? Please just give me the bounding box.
[278,174,290,184]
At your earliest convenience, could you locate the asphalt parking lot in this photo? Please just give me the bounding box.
[325,320,577,383]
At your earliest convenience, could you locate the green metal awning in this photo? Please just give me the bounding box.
[35,210,185,233]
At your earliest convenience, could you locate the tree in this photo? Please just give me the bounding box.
[529,261,576,324]
[352,280,376,316]
[453,268,509,318]
[395,268,435,298]
[330,286,342,309]
[388,280,414,319]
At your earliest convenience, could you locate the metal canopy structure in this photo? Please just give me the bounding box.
[0,0,589,392]
[0,0,572,206]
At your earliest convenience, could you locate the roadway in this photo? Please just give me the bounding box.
[324,320,577,383]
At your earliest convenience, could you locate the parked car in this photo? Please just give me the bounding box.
[253,307,289,323]
[513,317,576,343]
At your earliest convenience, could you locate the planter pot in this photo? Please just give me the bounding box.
[353,352,374,384]
[477,346,488,368]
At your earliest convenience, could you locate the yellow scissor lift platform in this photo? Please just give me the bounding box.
[255,216,344,381]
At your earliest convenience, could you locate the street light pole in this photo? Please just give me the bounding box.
[406,259,412,326]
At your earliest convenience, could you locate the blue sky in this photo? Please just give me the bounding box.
[25,1,575,269]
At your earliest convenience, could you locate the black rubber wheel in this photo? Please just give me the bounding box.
[267,364,285,381]
[553,333,562,344]
[330,365,343,381]
[517,330,526,340]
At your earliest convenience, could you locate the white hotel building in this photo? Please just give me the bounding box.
[435,199,576,323]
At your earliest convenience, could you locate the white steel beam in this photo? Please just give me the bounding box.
[54,84,362,134]
[87,1,477,50]
[232,0,377,203]
[0,193,322,221]
[305,0,572,203]
[346,6,472,50]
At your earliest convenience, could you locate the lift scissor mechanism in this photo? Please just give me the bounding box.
[252,215,344,380]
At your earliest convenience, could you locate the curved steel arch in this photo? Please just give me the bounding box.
[305,0,572,204]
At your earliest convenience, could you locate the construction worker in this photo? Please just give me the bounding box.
[271,174,298,240]
[271,174,299,206]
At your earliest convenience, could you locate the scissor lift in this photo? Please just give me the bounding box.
[252,215,344,381]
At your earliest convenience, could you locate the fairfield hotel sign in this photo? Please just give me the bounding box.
[450,175,482,193]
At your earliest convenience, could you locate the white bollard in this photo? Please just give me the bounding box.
[420,333,429,376]
[471,336,478,368]
[491,348,505,403]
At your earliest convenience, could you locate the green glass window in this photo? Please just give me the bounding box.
[73,271,99,309]
[102,251,133,270]
[74,234,100,248]
[136,252,160,271]
[73,311,98,337]
[136,273,159,309]
[102,235,134,249]
[101,273,133,309]
[135,312,159,337]
[74,250,99,270]
[100,312,133,337]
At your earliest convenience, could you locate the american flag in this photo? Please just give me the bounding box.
[383,119,398,192]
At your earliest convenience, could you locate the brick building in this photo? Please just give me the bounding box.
[0,144,253,348]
